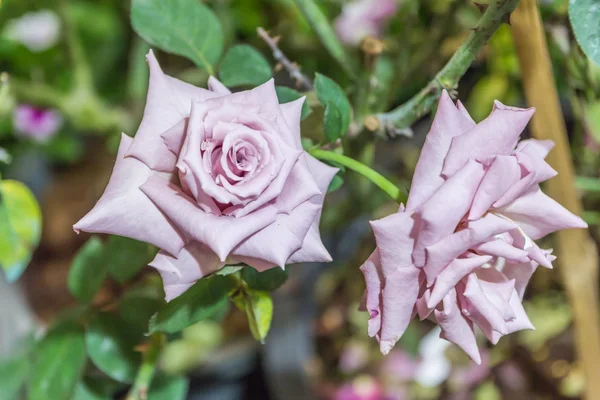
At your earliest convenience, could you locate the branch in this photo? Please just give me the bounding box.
[257,27,313,91]
[290,0,357,79]
[309,149,407,204]
[377,0,521,135]
[511,1,600,398]
[126,333,164,400]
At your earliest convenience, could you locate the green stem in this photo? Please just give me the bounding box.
[291,0,357,79]
[310,149,407,204]
[377,0,521,132]
[126,333,164,400]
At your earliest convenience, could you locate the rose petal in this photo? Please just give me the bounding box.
[435,289,481,364]
[442,102,535,177]
[413,159,486,267]
[207,76,232,95]
[427,255,492,308]
[406,90,476,210]
[140,175,278,261]
[232,202,321,267]
[360,250,384,337]
[73,133,186,255]
[378,264,421,355]
[126,50,221,172]
[150,241,224,301]
[424,213,517,284]
[498,187,588,240]
[279,97,306,149]
[469,155,521,220]
[370,210,417,276]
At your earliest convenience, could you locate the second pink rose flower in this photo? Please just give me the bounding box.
[360,91,587,363]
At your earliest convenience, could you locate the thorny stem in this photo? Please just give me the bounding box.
[377,0,521,135]
[290,0,358,79]
[309,149,407,204]
[257,27,313,91]
[125,333,164,400]
[511,1,600,398]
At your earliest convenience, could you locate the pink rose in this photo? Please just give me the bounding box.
[360,91,587,363]
[334,0,398,45]
[74,51,337,301]
[14,105,62,142]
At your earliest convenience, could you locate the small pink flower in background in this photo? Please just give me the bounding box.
[74,51,337,301]
[360,91,587,363]
[339,340,370,373]
[334,0,398,45]
[14,105,63,142]
[334,375,387,400]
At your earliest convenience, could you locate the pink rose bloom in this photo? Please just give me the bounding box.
[74,51,337,301]
[334,0,398,45]
[360,91,587,363]
[14,105,62,142]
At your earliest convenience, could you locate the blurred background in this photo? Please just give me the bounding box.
[1,0,599,399]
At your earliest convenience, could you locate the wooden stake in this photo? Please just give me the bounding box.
[511,1,600,398]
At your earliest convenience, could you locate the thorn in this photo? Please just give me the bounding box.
[473,2,489,13]
[471,27,480,33]
[272,35,281,45]
[504,13,512,26]
[274,63,284,72]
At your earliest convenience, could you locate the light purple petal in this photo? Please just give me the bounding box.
[73,133,186,255]
[406,90,476,211]
[140,175,277,261]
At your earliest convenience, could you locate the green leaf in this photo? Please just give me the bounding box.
[28,323,87,400]
[148,375,189,400]
[215,265,243,276]
[328,173,344,193]
[219,45,272,87]
[241,266,288,292]
[0,180,42,282]
[118,293,162,334]
[68,237,106,303]
[71,377,120,400]
[233,290,273,343]
[0,354,29,400]
[149,276,235,334]
[275,86,313,120]
[314,73,352,141]
[105,235,155,283]
[131,0,223,74]
[570,0,600,65]
[323,104,343,142]
[86,312,141,383]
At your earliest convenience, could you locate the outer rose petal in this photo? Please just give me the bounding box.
[279,97,306,149]
[276,155,338,264]
[232,202,322,267]
[442,102,535,177]
[73,133,186,255]
[379,264,421,354]
[207,76,231,95]
[498,187,588,240]
[126,50,222,171]
[370,210,417,276]
[406,90,475,211]
[469,155,521,220]
[360,250,384,337]
[140,176,277,261]
[150,241,224,301]
[413,160,486,267]
[435,289,481,364]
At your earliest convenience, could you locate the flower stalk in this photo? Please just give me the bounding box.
[290,0,358,79]
[309,148,407,204]
[510,1,600,398]
[126,333,164,400]
[377,0,521,134]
